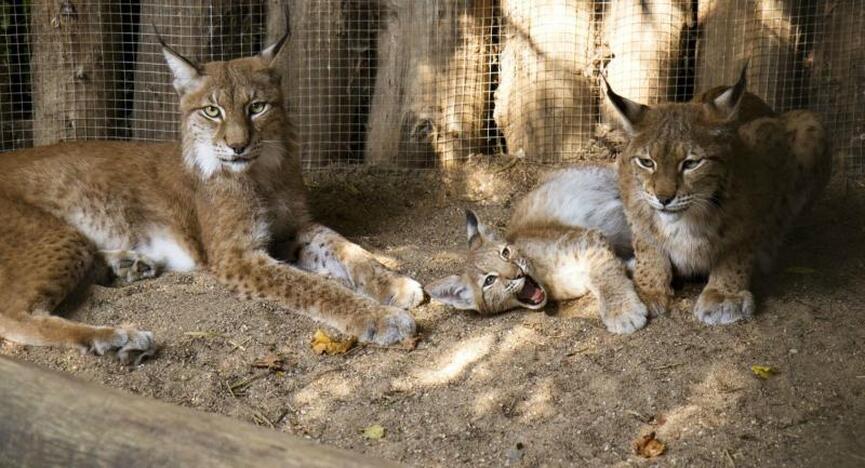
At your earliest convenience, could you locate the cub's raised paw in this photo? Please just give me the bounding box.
[383,275,425,309]
[694,288,754,325]
[90,327,157,365]
[354,307,417,346]
[637,288,672,317]
[601,298,649,335]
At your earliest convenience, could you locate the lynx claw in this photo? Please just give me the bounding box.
[694,288,754,325]
[357,308,417,346]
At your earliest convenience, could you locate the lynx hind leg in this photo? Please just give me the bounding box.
[0,204,156,363]
[101,250,158,283]
[295,224,424,309]
[581,231,649,334]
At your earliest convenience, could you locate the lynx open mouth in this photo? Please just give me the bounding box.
[516,275,546,308]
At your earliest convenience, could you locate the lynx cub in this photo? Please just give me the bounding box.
[605,67,831,324]
[0,32,423,363]
[426,165,649,334]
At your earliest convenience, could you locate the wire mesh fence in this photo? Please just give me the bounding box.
[0,1,862,174]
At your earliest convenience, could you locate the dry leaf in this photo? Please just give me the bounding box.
[311,329,356,355]
[751,365,777,379]
[252,352,289,371]
[634,432,666,458]
[362,424,385,440]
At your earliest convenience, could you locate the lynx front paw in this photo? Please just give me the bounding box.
[694,288,755,325]
[354,307,417,346]
[600,298,649,335]
[636,288,672,317]
[90,327,156,365]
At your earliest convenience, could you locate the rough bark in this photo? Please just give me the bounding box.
[31,0,124,145]
[494,0,595,162]
[696,0,810,111]
[0,356,400,467]
[600,0,690,121]
[268,0,370,167]
[810,1,864,176]
[133,1,263,141]
[366,0,493,168]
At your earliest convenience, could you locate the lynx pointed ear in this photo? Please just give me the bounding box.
[261,13,290,64]
[603,74,649,134]
[155,26,202,95]
[707,62,748,121]
[425,275,477,310]
[466,209,481,246]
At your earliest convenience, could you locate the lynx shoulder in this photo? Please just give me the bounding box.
[605,66,831,324]
[425,165,648,334]
[0,31,422,362]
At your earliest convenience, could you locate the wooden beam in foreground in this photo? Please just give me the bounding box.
[0,356,401,467]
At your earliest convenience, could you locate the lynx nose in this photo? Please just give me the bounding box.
[229,144,247,155]
[657,195,675,206]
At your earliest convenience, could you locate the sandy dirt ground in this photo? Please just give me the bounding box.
[3,158,865,467]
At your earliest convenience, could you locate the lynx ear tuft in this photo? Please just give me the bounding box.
[603,74,649,135]
[706,61,748,121]
[425,275,476,310]
[156,25,202,95]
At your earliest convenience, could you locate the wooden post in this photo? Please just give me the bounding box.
[0,356,401,467]
[494,0,595,163]
[695,0,808,111]
[366,0,493,168]
[30,0,124,145]
[810,2,865,176]
[600,0,690,119]
[132,1,263,141]
[268,0,366,167]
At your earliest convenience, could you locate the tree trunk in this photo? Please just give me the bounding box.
[696,0,809,111]
[600,0,690,120]
[810,1,865,177]
[0,356,399,467]
[268,0,367,168]
[31,0,124,146]
[366,0,493,168]
[494,0,595,163]
[133,1,264,141]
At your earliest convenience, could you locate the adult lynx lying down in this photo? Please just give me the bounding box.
[605,67,831,324]
[0,32,422,363]
[426,165,649,334]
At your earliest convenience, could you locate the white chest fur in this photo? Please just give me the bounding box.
[656,212,713,276]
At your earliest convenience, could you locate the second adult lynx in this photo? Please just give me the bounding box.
[426,165,648,334]
[0,32,422,362]
[605,67,831,324]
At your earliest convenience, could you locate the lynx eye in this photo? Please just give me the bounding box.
[500,246,511,260]
[483,274,498,288]
[681,159,704,171]
[249,101,268,116]
[202,106,221,119]
[635,157,655,170]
